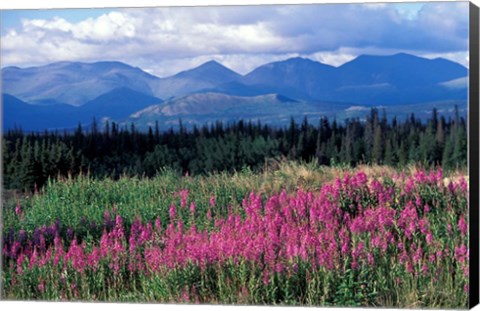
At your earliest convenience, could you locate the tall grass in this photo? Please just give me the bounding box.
[2,163,469,307]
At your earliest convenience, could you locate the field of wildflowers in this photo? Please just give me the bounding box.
[1,165,469,307]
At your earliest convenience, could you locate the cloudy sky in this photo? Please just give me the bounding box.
[0,1,470,77]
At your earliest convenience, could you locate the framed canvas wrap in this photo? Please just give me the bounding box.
[0,0,479,309]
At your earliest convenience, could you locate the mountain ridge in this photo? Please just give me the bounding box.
[2,61,160,106]
[2,53,469,131]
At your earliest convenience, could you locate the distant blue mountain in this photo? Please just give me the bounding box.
[196,54,467,105]
[152,60,242,99]
[326,53,468,104]
[197,58,316,100]
[2,53,467,106]
[237,53,468,104]
[2,61,160,106]
[79,87,163,121]
[3,93,78,131]
[1,53,469,131]
[336,53,467,87]
[242,57,337,100]
[3,88,163,131]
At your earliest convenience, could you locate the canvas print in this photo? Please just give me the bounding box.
[0,1,477,308]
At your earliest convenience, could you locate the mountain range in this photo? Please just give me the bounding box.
[1,53,468,131]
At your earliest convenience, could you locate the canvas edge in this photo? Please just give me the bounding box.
[469,1,480,309]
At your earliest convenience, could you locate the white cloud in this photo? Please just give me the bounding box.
[308,49,357,67]
[0,2,469,76]
[73,12,135,41]
[421,51,469,67]
[22,17,72,32]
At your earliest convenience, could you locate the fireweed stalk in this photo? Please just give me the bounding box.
[2,168,469,307]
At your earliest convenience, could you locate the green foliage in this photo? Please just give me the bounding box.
[1,165,469,307]
[2,109,467,191]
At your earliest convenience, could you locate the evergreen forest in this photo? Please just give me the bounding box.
[2,107,467,191]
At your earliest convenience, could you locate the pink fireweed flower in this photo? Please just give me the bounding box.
[399,249,408,264]
[169,203,177,220]
[180,189,189,208]
[190,202,196,215]
[144,246,162,273]
[114,215,124,236]
[209,195,216,207]
[29,248,39,270]
[435,167,443,183]
[66,238,86,273]
[370,235,382,249]
[110,239,125,275]
[10,241,21,258]
[103,209,111,223]
[413,244,423,263]
[339,233,350,255]
[140,222,153,244]
[38,281,45,293]
[350,216,366,234]
[458,216,468,235]
[87,246,100,271]
[177,219,184,233]
[155,217,162,232]
[100,230,110,258]
[39,233,46,253]
[275,262,284,273]
[406,261,414,274]
[399,201,418,239]
[454,244,467,263]
[23,240,33,258]
[129,233,137,256]
[448,182,457,193]
[418,218,430,234]
[458,177,468,192]
[367,253,375,266]
[53,239,64,266]
[70,282,79,298]
[263,269,270,286]
[414,170,428,184]
[405,178,415,194]
[436,250,443,259]
[351,259,358,270]
[426,232,433,245]
[2,243,10,258]
[422,264,428,276]
[352,241,364,265]
[130,218,141,236]
[15,203,22,216]
[370,180,384,196]
[354,171,368,187]
[181,286,190,302]
[343,172,351,186]
[447,223,453,234]
[16,253,25,275]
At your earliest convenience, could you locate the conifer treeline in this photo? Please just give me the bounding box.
[2,108,467,191]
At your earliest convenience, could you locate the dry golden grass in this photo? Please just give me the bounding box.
[254,160,469,194]
[260,158,334,193]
